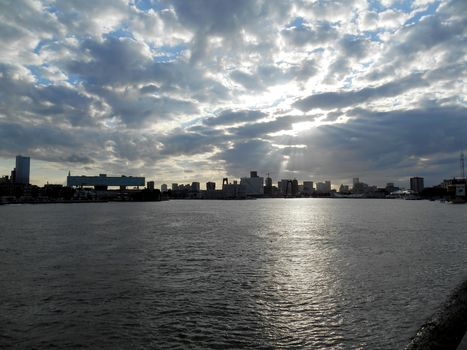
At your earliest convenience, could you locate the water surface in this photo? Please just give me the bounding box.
[1,199,466,349]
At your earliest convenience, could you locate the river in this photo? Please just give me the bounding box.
[1,199,466,349]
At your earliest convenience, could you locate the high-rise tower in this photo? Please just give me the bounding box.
[15,155,30,185]
[460,151,465,179]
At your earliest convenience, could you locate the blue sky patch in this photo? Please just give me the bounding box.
[27,65,52,86]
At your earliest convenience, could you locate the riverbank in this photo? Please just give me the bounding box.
[406,278,467,349]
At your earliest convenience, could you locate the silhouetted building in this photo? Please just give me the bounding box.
[222,183,246,199]
[303,181,314,195]
[385,182,398,193]
[292,179,299,196]
[339,184,350,193]
[316,181,331,194]
[147,181,155,190]
[191,182,200,192]
[161,184,168,192]
[410,177,424,193]
[15,155,30,185]
[206,182,216,191]
[264,175,273,196]
[240,171,264,196]
[352,180,368,194]
[67,173,145,190]
[172,183,178,191]
[279,179,292,195]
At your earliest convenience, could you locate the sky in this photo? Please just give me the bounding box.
[0,0,465,188]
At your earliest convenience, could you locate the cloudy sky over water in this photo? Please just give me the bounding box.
[0,0,465,188]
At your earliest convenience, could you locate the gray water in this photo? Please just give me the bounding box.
[1,199,466,349]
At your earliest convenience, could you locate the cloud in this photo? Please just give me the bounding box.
[212,139,284,178]
[0,0,465,187]
[281,106,467,183]
[293,73,428,111]
[203,109,267,127]
[281,20,339,47]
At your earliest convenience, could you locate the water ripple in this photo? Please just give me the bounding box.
[1,199,467,349]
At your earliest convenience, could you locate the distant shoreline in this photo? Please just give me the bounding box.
[1,197,458,206]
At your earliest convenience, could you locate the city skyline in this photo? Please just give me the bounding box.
[0,1,466,187]
[1,154,459,193]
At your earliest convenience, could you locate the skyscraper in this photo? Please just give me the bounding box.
[15,155,30,185]
[410,177,424,193]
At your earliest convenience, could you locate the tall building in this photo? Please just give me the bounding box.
[302,181,314,195]
[191,182,200,192]
[147,181,155,190]
[172,183,179,191]
[264,174,273,196]
[161,184,168,192]
[206,182,216,191]
[279,179,288,195]
[292,179,299,196]
[410,177,424,193]
[240,171,264,196]
[316,181,331,194]
[15,155,30,185]
[265,175,272,188]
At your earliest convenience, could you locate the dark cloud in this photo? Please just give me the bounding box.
[282,106,467,183]
[294,73,428,111]
[390,12,464,60]
[230,64,298,91]
[0,120,96,165]
[212,139,283,178]
[159,128,228,157]
[0,64,98,127]
[203,110,266,127]
[339,36,370,59]
[289,59,318,81]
